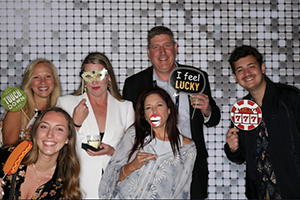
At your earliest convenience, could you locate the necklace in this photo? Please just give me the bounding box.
[32,163,56,184]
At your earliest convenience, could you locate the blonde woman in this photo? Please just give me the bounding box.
[2,59,61,146]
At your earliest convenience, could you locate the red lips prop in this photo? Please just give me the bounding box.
[148,114,162,127]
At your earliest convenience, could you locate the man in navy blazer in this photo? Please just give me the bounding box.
[123,26,220,199]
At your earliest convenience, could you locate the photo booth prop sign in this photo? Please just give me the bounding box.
[169,67,206,96]
[1,87,27,112]
[169,67,206,119]
[231,100,262,131]
[1,87,31,122]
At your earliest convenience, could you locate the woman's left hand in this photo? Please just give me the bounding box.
[85,142,115,157]
[24,125,32,141]
[190,93,211,117]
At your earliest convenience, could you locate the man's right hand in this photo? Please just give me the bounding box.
[226,127,239,152]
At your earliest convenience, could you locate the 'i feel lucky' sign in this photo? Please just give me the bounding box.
[169,67,206,96]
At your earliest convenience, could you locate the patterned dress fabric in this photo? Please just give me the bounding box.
[0,146,63,199]
[255,120,281,199]
[98,126,197,199]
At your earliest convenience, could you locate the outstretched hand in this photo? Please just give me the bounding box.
[85,142,115,157]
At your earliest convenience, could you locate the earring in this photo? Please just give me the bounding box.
[81,79,85,94]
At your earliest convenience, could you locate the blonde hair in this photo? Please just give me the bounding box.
[72,52,124,101]
[22,107,81,199]
[21,59,61,129]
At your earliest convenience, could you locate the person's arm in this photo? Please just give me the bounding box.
[2,111,22,146]
[72,99,89,131]
[98,128,137,198]
[201,71,220,127]
[224,127,245,164]
[172,141,196,199]
[119,152,157,182]
[182,136,192,146]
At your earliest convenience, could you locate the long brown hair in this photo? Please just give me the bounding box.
[129,87,180,160]
[72,52,123,101]
[22,107,81,199]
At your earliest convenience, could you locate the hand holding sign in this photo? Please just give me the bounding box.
[1,87,30,121]
[169,67,206,96]
[169,67,206,118]
[230,100,262,131]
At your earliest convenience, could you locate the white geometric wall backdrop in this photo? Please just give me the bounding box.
[1,0,299,199]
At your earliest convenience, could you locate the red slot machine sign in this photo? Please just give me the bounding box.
[230,100,262,131]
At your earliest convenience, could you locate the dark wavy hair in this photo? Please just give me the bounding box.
[128,87,180,160]
[228,45,264,74]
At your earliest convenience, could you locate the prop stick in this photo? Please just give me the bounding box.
[21,108,31,122]
[2,141,32,179]
[150,126,154,154]
[81,79,84,95]
[191,99,198,119]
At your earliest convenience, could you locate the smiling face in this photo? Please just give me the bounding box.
[36,111,69,159]
[31,63,54,100]
[84,63,111,98]
[233,55,266,93]
[144,93,170,129]
[147,34,178,78]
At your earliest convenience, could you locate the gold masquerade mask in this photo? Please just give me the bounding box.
[81,69,108,82]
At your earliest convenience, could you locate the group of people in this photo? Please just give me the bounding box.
[0,25,299,199]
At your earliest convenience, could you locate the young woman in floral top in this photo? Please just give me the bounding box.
[0,107,81,199]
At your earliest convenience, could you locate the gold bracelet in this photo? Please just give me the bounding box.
[122,166,128,178]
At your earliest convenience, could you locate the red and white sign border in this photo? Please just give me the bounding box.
[230,99,262,131]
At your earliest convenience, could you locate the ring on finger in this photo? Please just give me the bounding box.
[143,157,146,162]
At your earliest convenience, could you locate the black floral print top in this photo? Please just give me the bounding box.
[0,146,64,199]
